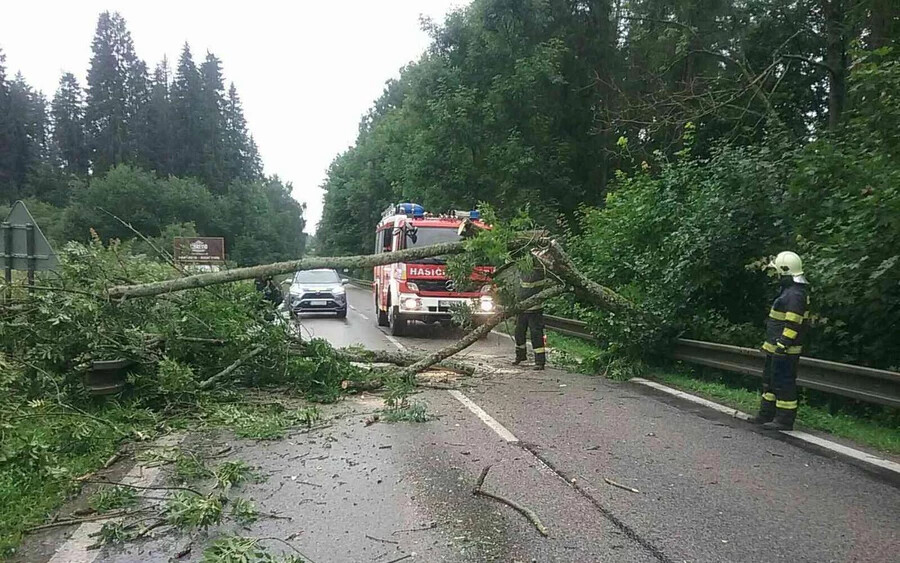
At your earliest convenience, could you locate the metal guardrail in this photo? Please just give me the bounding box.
[347,282,900,408]
[544,315,900,409]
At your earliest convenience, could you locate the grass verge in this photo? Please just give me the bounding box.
[545,330,900,456]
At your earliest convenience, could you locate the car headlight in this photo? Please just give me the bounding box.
[332,285,345,295]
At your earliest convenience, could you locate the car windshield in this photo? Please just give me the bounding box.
[406,226,461,247]
[293,270,340,284]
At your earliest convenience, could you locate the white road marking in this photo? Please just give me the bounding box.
[782,430,900,474]
[358,313,370,321]
[384,334,405,351]
[448,390,519,443]
[48,434,183,563]
[630,377,900,476]
[630,378,752,421]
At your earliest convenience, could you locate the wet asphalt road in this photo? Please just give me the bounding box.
[19,286,900,562]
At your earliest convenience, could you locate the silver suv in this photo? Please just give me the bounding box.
[287,269,348,318]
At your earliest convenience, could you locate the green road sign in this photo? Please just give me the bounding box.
[0,201,60,275]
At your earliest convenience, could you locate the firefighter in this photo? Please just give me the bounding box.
[512,260,551,370]
[751,251,810,431]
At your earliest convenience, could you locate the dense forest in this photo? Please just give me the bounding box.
[0,11,306,265]
[318,0,899,368]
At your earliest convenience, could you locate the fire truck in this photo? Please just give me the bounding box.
[373,203,495,336]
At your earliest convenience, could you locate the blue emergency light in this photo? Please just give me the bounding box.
[396,203,425,217]
[469,210,480,220]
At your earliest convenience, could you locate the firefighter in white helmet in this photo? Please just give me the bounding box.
[751,251,810,430]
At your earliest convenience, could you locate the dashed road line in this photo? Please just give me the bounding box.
[48,433,184,563]
[630,377,900,476]
[448,390,519,443]
[357,313,370,321]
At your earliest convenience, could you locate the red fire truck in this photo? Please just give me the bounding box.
[373,203,495,335]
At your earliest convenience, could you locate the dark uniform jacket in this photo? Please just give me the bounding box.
[516,266,551,309]
[764,281,810,355]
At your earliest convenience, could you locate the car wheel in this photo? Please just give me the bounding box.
[389,305,407,336]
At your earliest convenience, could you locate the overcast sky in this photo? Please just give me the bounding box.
[0,0,463,233]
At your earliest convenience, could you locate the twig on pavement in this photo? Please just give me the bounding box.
[472,465,549,537]
[604,478,640,494]
[391,522,436,535]
[366,534,399,545]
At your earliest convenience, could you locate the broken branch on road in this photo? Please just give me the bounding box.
[472,465,549,537]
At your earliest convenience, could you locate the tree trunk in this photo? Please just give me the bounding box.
[107,241,467,299]
[823,0,849,129]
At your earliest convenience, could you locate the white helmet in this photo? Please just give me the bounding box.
[769,251,807,283]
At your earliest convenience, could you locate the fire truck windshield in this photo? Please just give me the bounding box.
[405,226,461,247]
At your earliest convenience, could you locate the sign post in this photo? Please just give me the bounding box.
[0,201,59,297]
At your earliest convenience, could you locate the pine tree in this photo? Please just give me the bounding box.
[199,52,226,191]
[142,57,174,175]
[3,73,48,200]
[84,11,149,174]
[170,43,203,178]
[0,49,13,199]
[51,72,88,175]
[222,83,261,182]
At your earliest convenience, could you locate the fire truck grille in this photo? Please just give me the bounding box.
[414,280,450,292]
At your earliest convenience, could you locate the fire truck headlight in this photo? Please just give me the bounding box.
[479,298,495,312]
[403,297,421,310]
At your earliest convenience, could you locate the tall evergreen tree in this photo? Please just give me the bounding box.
[198,52,226,191]
[51,72,88,175]
[222,83,261,182]
[2,73,48,200]
[142,57,175,175]
[170,43,203,178]
[0,49,13,198]
[84,11,149,174]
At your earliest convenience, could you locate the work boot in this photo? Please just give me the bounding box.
[750,395,776,425]
[512,358,525,366]
[762,408,796,431]
[532,364,545,371]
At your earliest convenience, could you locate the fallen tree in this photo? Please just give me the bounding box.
[107,241,468,299]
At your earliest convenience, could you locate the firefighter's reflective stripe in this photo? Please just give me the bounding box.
[782,327,798,339]
[763,342,802,355]
[784,311,804,323]
[776,399,798,410]
[533,347,547,353]
[769,309,786,321]
[762,392,776,401]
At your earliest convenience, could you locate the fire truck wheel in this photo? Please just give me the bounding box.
[389,306,408,336]
[375,292,389,326]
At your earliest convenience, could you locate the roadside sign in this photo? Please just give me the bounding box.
[174,237,226,265]
[0,201,59,288]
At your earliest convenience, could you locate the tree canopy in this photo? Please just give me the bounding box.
[318,0,899,368]
[0,11,303,265]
